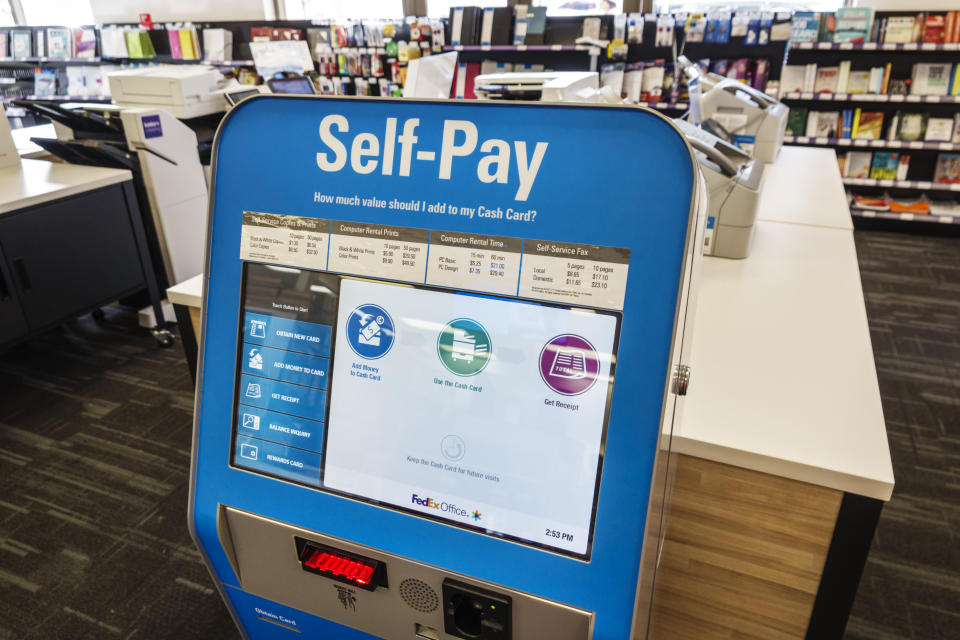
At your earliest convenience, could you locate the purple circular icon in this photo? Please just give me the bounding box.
[539,334,601,396]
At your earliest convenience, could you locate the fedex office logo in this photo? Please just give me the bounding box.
[316,115,548,201]
[141,114,163,139]
[411,493,472,518]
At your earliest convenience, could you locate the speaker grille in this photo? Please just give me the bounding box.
[399,578,439,613]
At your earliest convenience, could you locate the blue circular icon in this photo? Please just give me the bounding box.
[345,304,395,359]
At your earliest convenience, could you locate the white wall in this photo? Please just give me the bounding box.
[855,0,960,10]
[89,0,270,23]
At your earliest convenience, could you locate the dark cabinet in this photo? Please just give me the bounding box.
[0,243,28,344]
[0,180,164,349]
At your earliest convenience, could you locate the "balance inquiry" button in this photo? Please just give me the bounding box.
[236,405,324,452]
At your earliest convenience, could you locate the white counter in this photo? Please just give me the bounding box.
[675,220,893,500]
[758,146,852,231]
[674,145,893,501]
[167,273,203,308]
[0,158,132,214]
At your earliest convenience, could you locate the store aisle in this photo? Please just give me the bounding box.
[0,307,238,640]
[847,231,960,640]
[0,231,956,639]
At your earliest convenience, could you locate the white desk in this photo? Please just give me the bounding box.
[0,158,132,215]
[758,146,853,230]
[676,220,893,500]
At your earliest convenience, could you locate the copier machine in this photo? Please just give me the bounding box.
[14,66,228,295]
[472,71,607,102]
[680,56,788,163]
[674,117,764,259]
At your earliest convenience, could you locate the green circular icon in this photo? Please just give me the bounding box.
[437,318,492,377]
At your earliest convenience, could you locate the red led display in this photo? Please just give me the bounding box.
[301,548,376,586]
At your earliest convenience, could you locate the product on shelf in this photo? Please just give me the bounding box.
[835,8,873,43]
[851,192,891,210]
[888,193,929,213]
[934,153,960,182]
[870,151,899,178]
[855,111,884,139]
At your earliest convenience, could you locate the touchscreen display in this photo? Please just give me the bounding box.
[232,262,619,557]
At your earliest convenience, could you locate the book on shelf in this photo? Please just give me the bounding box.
[835,8,873,43]
[803,63,817,92]
[787,107,807,136]
[898,154,911,180]
[923,14,945,43]
[818,12,836,43]
[780,65,806,96]
[925,117,954,142]
[814,66,839,93]
[911,63,951,96]
[870,152,899,179]
[887,79,908,95]
[837,60,851,94]
[934,153,960,182]
[841,109,853,138]
[846,151,873,178]
[847,70,871,94]
[884,16,917,43]
[897,112,927,141]
[809,110,841,137]
[0,31,7,57]
[790,12,821,43]
[953,114,960,143]
[856,112,884,140]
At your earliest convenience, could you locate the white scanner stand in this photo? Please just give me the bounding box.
[674,118,764,259]
[680,56,788,164]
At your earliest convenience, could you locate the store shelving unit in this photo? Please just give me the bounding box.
[781,91,960,103]
[782,11,960,233]
[785,134,960,151]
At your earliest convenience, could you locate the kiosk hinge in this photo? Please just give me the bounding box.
[672,365,691,396]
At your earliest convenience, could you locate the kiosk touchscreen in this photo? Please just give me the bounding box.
[190,96,704,640]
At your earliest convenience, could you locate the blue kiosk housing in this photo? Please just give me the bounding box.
[189,96,704,640]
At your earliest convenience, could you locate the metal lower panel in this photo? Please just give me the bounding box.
[221,505,594,640]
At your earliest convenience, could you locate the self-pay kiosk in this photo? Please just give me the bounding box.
[189,96,704,640]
